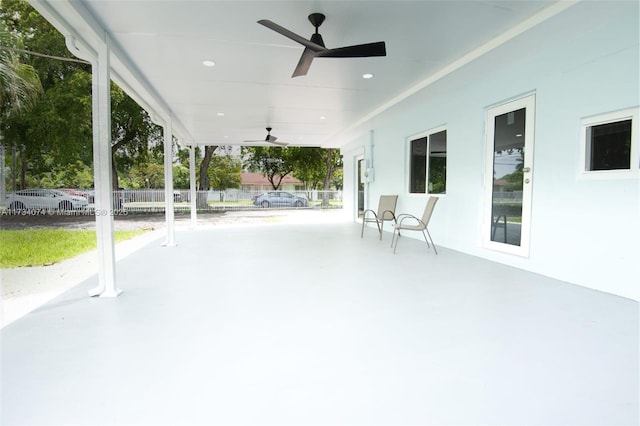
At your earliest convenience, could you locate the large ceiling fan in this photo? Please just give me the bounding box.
[243,127,289,146]
[258,13,387,77]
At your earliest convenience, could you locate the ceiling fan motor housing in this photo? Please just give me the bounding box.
[308,13,326,28]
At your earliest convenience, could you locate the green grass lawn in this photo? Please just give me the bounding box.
[0,229,147,268]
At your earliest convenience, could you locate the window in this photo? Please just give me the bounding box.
[409,128,447,194]
[581,107,639,177]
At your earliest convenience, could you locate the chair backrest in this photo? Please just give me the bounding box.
[377,195,398,220]
[421,196,439,226]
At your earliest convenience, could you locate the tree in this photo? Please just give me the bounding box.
[499,149,524,192]
[242,146,342,206]
[0,21,42,115]
[291,147,325,191]
[172,164,190,189]
[1,0,165,192]
[207,155,241,200]
[0,19,43,194]
[196,145,218,208]
[25,158,93,189]
[242,146,301,190]
[2,0,89,189]
[289,147,342,205]
[110,84,163,190]
[320,148,342,206]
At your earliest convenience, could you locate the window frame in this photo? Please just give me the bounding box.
[579,107,639,180]
[406,125,448,196]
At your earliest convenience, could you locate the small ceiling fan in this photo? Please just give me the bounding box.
[243,127,289,146]
[258,13,386,77]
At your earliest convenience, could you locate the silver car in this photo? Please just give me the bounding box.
[6,189,89,211]
[253,191,309,208]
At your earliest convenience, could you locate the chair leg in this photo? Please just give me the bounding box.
[425,228,437,255]
[392,229,400,253]
[421,230,431,248]
[361,214,382,239]
[379,220,384,240]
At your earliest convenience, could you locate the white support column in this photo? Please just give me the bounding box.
[189,144,197,227]
[87,35,120,298]
[365,129,375,210]
[163,117,176,246]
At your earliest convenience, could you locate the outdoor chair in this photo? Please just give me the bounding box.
[361,195,398,240]
[391,196,439,254]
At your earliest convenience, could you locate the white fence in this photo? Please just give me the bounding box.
[2,189,343,214]
[122,189,342,212]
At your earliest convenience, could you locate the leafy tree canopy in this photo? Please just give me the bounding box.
[242,146,300,190]
[0,20,42,116]
[208,155,241,191]
[1,0,163,190]
[242,145,342,193]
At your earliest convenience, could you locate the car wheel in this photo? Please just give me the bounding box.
[9,201,25,211]
[294,200,303,207]
[261,200,270,208]
[59,200,73,211]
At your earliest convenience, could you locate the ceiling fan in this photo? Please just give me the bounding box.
[258,13,387,77]
[243,127,289,146]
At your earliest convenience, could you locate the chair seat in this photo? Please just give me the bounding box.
[395,223,423,231]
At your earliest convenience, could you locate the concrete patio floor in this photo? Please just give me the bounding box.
[1,211,638,425]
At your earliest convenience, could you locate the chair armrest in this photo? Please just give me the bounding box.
[396,214,425,227]
[362,208,378,219]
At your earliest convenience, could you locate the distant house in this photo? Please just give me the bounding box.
[240,172,304,193]
[492,178,508,192]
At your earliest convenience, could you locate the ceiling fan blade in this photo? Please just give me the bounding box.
[258,20,327,52]
[316,41,386,58]
[292,47,316,77]
[243,139,288,146]
[266,135,289,146]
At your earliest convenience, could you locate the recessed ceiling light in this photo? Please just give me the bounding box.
[216,112,225,116]
[202,60,216,67]
[319,116,326,120]
[362,73,374,79]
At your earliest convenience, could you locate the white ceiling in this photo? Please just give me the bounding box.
[38,0,561,148]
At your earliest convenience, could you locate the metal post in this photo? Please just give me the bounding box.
[0,141,5,203]
[11,145,16,193]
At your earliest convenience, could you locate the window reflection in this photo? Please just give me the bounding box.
[409,130,447,194]
[491,108,525,246]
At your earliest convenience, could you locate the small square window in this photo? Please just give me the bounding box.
[580,108,639,178]
[586,120,631,171]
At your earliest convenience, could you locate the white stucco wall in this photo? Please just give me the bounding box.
[341,1,639,300]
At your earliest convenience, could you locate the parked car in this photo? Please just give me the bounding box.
[58,188,95,203]
[6,189,89,211]
[253,191,308,208]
